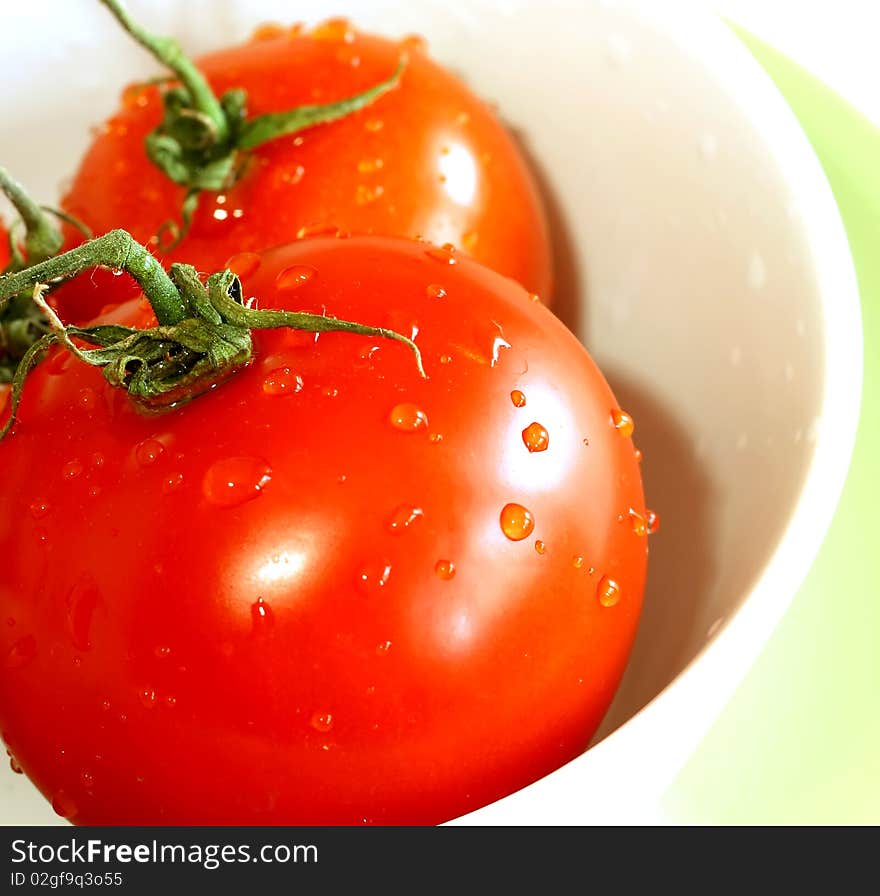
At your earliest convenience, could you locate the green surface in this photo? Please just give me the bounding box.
[664,28,880,825]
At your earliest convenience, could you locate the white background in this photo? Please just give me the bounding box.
[712,0,880,124]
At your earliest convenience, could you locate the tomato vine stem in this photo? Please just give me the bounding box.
[0,229,187,326]
[0,230,425,439]
[98,0,229,144]
[0,167,63,271]
[0,168,73,382]
[98,0,404,246]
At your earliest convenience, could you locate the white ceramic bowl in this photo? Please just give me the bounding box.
[0,0,862,824]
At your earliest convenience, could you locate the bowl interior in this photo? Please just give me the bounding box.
[0,0,853,823]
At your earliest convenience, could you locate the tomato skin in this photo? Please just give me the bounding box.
[58,26,553,324]
[0,224,9,270]
[0,236,643,825]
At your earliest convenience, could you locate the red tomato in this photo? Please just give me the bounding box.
[0,224,9,270]
[0,236,644,825]
[58,21,552,324]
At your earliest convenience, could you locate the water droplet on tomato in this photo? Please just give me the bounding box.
[490,326,511,367]
[500,503,534,541]
[375,640,392,656]
[8,754,22,774]
[121,82,150,110]
[310,711,334,733]
[139,688,157,709]
[224,252,262,279]
[6,635,36,669]
[251,597,274,632]
[62,459,84,480]
[311,17,355,42]
[611,408,635,438]
[161,472,184,494]
[355,184,384,205]
[426,283,446,299]
[572,555,585,569]
[439,354,453,365]
[296,222,341,240]
[52,790,77,819]
[251,21,285,41]
[646,509,660,535]
[425,245,456,265]
[400,33,427,53]
[435,560,455,580]
[46,349,71,376]
[164,695,177,709]
[428,432,443,443]
[135,438,164,466]
[29,500,50,519]
[154,646,171,659]
[66,581,100,651]
[534,540,546,555]
[386,505,424,535]
[510,390,526,408]
[203,457,273,507]
[275,264,316,291]
[262,367,304,396]
[323,386,339,398]
[77,388,98,411]
[80,771,95,789]
[597,576,621,607]
[357,157,384,174]
[629,509,648,537]
[634,448,643,463]
[357,561,392,594]
[522,422,549,453]
[389,403,428,433]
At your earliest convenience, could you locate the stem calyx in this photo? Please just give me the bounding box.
[0,230,425,440]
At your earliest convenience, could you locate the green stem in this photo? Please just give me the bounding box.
[97,0,403,211]
[0,167,63,267]
[237,61,404,151]
[0,231,426,437]
[98,0,229,143]
[0,229,186,326]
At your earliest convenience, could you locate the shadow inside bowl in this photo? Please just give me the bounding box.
[507,124,585,340]
[590,366,720,742]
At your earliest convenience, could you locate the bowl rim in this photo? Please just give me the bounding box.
[457,0,864,824]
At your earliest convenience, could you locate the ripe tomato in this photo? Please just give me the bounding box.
[58,20,552,325]
[0,236,644,825]
[0,224,9,270]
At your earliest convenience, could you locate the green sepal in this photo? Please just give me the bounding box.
[0,231,425,440]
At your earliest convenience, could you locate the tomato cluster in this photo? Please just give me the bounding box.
[0,7,650,826]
